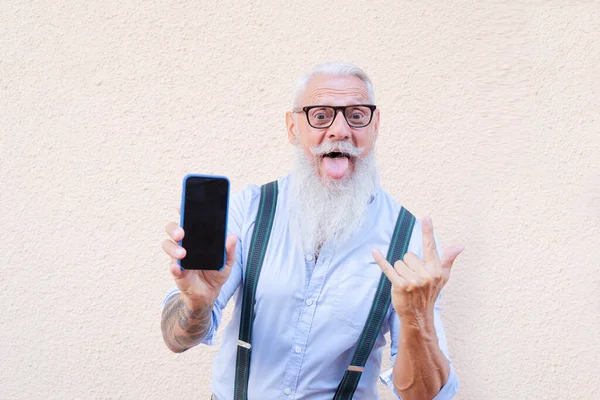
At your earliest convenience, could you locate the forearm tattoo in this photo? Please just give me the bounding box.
[161,295,213,351]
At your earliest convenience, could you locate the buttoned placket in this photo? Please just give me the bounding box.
[280,243,336,398]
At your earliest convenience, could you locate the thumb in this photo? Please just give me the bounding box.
[441,245,465,272]
[225,234,238,267]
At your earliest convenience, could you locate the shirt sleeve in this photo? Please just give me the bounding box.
[161,185,250,345]
[379,220,459,399]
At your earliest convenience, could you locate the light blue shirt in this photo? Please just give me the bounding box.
[164,175,458,399]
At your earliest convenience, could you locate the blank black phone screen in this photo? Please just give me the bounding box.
[181,176,229,270]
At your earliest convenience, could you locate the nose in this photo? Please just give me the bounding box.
[327,110,351,140]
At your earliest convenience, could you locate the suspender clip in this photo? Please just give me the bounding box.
[347,365,364,372]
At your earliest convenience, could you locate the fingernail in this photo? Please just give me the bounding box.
[421,216,431,229]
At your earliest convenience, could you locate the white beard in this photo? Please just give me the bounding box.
[288,141,379,255]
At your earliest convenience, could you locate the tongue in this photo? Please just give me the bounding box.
[322,156,350,179]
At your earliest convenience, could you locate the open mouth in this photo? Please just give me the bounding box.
[323,151,351,159]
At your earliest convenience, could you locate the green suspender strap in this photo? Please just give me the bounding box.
[234,181,278,400]
[333,207,416,400]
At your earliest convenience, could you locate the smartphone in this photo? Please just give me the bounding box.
[179,174,230,270]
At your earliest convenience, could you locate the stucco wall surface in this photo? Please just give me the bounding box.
[1,1,599,399]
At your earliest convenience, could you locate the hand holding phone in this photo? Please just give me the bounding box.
[163,226,237,305]
[162,175,237,307]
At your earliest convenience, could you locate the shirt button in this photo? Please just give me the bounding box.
[295,346,301,353]
[305,299,313,306]
[305,254,313,261]
[284,388,292,395]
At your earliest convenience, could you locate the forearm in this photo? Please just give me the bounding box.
[161,293,214,353]
[392,318,450,400]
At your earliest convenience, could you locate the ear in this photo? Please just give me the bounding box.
[286,111,298,145]
[372,108,380,140]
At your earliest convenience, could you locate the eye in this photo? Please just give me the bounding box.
[308,107,333,121]
[345,106,372,123]
[347,109,366,119]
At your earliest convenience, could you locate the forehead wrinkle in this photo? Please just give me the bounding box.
[305,87,370,105]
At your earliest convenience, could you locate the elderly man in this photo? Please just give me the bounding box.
[161,62,464,400]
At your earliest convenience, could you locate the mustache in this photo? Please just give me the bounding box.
[309,141,362,157]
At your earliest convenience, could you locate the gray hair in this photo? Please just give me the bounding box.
[293,62,375,108]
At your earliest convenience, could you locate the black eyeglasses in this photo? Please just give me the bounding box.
[292,104,377,129]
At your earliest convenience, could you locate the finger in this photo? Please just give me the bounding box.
[403,252,431,278]
[440,244,465,277]
[224,234,238,268]
[165,222,185,241]
[421,216,440,265]
[162,239,186,260]
[372,248,406,287]
[169,262,185,279]
[393,259,421,285]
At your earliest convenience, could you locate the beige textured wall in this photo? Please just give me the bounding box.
[1,1,599,399]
